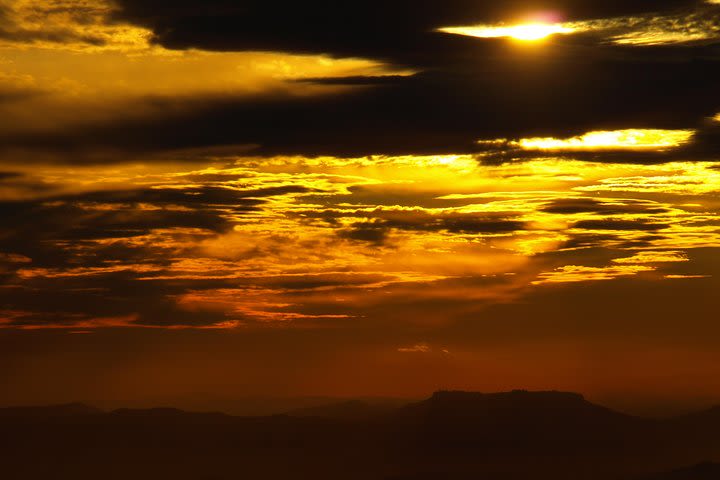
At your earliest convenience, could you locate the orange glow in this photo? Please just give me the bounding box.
[438,23,575,41]
[510,129,694,151]
[2,156,718,331]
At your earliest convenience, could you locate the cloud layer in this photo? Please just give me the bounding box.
[1,0,720,161]
[0,0,719,404]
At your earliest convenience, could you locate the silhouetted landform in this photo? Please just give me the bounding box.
[123,395,403,417]
[1,390,719,480]
[285,399,405,420]
[0,402,102,418]
[397,390,641,448]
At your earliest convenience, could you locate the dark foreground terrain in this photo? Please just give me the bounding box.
[1,391,719,480]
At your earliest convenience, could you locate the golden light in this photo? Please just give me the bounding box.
[511,129,695,151]
[438,23,575,41]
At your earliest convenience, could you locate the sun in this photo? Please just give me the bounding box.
[503,23,574,41]
[438,23,575,42]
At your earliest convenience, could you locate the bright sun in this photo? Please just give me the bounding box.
[503,23,574,41]
[438,23,575,41]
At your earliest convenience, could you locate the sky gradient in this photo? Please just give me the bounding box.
[1,0,719,412]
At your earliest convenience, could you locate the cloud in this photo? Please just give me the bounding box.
[478,122,720,165]
[663,274,711,279]
[0,183,320,290]
[541,198,670,215]
[440,4,720,46]
[4,55,720,162]
[572,219,670,231]
[0,171,23,180]
[0,156,717,331]
[0,0,150,51]
[339,214,526,245]
[532,264,655,284]
[111,0,699,60]
[3,2,720,408]
[398,343,432,353]
[613,251,689,264]
[0,1,719,162]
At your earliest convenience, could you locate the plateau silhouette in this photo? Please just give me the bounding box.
[1,390,719,480]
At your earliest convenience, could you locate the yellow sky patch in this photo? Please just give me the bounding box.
[511,129,694,151]
[438,23,574,41]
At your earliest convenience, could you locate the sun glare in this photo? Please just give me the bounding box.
[438,23,575,41]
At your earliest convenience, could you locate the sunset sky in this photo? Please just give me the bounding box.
[1,0,719,412]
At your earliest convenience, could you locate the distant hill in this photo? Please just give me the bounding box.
[392,390,647,451]
[284,399,402,420]
[0,402,102,418]
[400,390,630,421]
[667,405,720,429]
[110,407,227,417]
[1,391,720,480]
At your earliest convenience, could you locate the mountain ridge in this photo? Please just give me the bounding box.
[3,390,720,421]
[2,391,720,480]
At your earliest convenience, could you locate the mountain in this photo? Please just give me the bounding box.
[392,390,647,452]
[1,391,719,480]
[110,407,228,417]
[285,399,401,420]
[400,390,630,422]
[0,402,102,418]
[667,405,720,429]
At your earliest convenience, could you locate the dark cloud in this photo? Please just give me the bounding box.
[0,171,23,181]
[5,51,719,163]
[542,198,670,215]
[339,224,388,245]
[0,181,331,328]
[295,75,412,86]
[480,120,720,165]
[573,219,670,231]
[339,212,526,245]
[0,1,115,47]
[558,233,628,250]
[0,2,718,162]
[0,185,315,269]
[112,0,699,62]
[63,185,314,208]
[256,273,393,291]
[0,271,234,328]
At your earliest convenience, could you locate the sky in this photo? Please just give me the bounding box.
[0,0,719,412]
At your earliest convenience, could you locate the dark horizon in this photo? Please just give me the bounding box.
[5,388,720,419]
[2,389,720,479]
[3,388,720,419]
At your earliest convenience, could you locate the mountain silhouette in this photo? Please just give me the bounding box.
[285,399,401,420]
[0,402,102,418]
[399,390,632,425]
[391,390,647,452]
[1,391,719,480]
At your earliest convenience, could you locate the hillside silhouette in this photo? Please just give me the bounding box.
[285,399,402,420]
[395,390,643,449]
[1,391,719,480]
[0,402,102,418]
